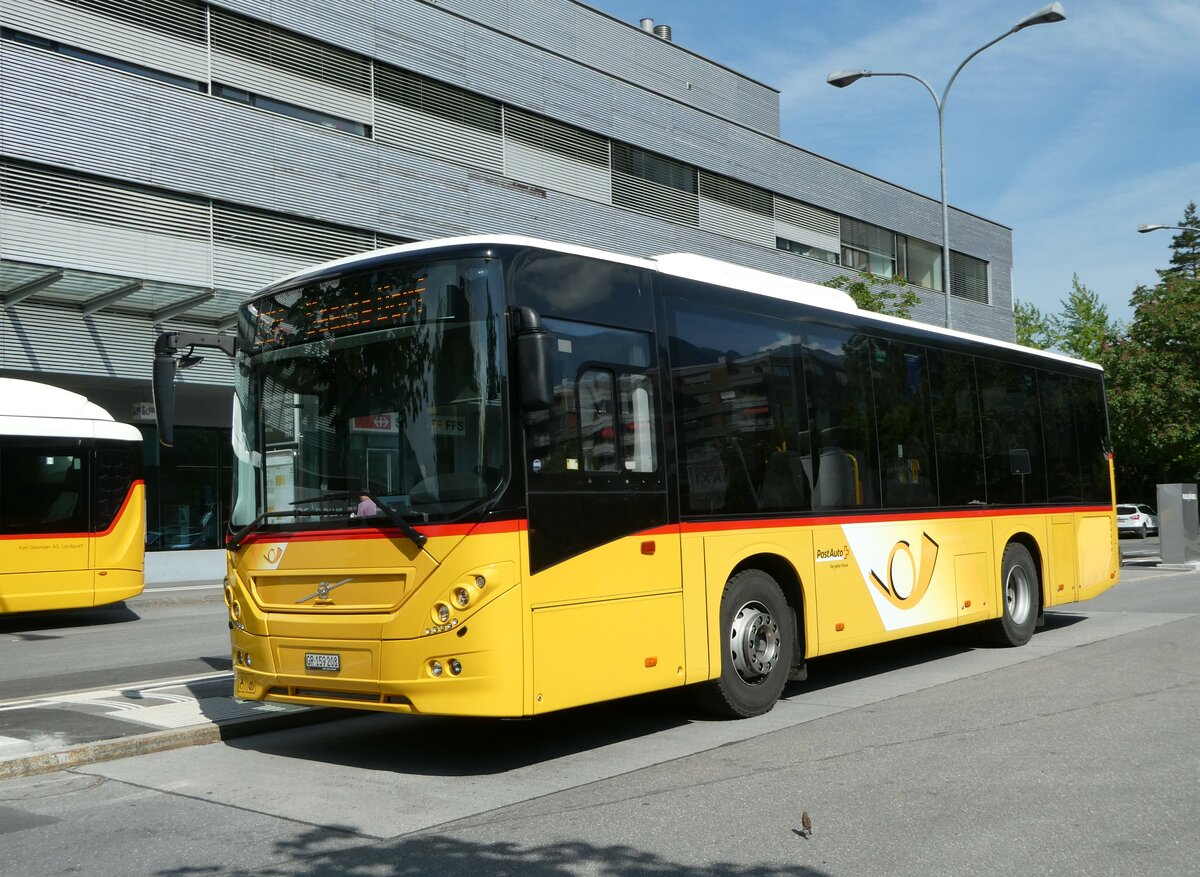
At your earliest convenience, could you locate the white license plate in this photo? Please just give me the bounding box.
[305,652,340,671]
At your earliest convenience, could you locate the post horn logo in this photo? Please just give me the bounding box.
[264,547,283,564]
[869,533,939,610]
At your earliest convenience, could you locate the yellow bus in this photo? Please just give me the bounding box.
[154,235,1117,718]
[1,378,144,613]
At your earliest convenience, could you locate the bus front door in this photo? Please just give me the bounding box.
[523,320,683,713]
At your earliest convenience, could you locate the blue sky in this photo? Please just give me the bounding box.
[592,0,1200,327]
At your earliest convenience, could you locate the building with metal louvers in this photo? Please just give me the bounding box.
[0,0,1015,575]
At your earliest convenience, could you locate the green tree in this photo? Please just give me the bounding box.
[1050,274,1120,362]
[1014,298,1055,350]
[1102,270,1200,492]
[826,271,920,319]
[1163,200,1200,280]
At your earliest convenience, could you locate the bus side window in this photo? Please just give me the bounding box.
[578,368,617,473]
[0,441,88,533]
[619,373,657,473]
[927,348,987,506]
[871,338,938,509]
[976,358,1047,505]
[532,318,662,489]
[802,325,880,510]
[666,294,809,516]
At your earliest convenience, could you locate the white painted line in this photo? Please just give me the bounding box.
[0,672,233,709]
[143,584,223,592]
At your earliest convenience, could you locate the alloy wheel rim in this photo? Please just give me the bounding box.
[729,601,780,684]
[1005,564,1032,625]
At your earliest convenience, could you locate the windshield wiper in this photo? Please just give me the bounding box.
[289,491,428,548]
[227,509,315,551]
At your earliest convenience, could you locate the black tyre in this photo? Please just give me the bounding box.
[1136,521,1148,539]
[693,569,793,718]
[982,543,1039,647]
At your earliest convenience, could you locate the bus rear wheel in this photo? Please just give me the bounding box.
[983,543,1038,647]
[694,569,793,718]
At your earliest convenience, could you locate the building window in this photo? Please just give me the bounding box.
[776,236,839,265]
[142,426,232,550]
[611,143,700,226]
[0,27,205,92]
[841,217,898,277]
[905,236,942,291]
[212,83,372,137]
[951,251,989,304]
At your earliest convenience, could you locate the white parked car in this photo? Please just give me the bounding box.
[1116,503,1159,538]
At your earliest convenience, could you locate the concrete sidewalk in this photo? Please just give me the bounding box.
[0,673,344,780]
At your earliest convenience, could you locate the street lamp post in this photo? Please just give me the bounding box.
[828,2,1066,330]
[1137,225,1188,234]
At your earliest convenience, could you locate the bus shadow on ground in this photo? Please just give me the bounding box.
[0,602,139,636]
[230,618,1088,776]
[226,689,695,777]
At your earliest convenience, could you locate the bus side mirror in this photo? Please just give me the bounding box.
[153,352,177,447]
[513,307,554,412]
[152,330,237,448]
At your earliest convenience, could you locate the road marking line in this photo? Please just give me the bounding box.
[144,584,223,592]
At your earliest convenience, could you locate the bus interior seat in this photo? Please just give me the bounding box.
[759,450,810,511]
[41,491,79,524]
[812,446,855,508]
[717,439,758,511]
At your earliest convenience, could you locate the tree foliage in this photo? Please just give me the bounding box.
[1013,299,1055,350]
[1014,275,1118,360]
[826,271,920,320]
[1163,200,1200,280]
[1014,204,1200,496]
[1101,271,1200,489]
[1052,274,1119,362]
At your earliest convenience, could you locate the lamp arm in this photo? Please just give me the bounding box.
[941,30,1013,112]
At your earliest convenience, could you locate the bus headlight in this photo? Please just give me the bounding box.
[453,587,470,608]
[435,603,451,624]
[448,659,462,676]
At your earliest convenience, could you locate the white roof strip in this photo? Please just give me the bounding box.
[260,235,1100,372]
[653,252,856,312]
[0,378,141,441]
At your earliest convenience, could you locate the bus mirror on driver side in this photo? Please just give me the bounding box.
[152,352,177,447]
[513,307,554,412]
[152,330,238,448]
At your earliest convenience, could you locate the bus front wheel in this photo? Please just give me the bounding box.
[983,543,1039,647]
[695,569,793,718]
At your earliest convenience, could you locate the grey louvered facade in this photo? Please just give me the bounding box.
[1,0,1015,563]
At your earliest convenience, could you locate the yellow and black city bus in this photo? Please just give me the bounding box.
[0,378,144,613]
[154,235,1117,718]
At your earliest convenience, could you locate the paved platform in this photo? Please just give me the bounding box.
[0,673,341,779]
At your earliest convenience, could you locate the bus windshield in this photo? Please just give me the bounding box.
[230,256,507,529]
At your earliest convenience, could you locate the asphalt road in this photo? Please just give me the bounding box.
[0,581,230,702]
[1,562,1197,876]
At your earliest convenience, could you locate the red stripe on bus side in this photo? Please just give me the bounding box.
[0,480,143,541]
[232,505,1111,547]
[678,504,1114,534]
[235,517,528,546]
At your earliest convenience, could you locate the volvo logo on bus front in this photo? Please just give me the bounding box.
[295,577,353,604]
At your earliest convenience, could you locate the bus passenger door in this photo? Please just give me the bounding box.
[523,319,683,713]
[1047,515,1079,605]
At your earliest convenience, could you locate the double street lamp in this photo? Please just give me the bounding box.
[828,2,1067,330]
